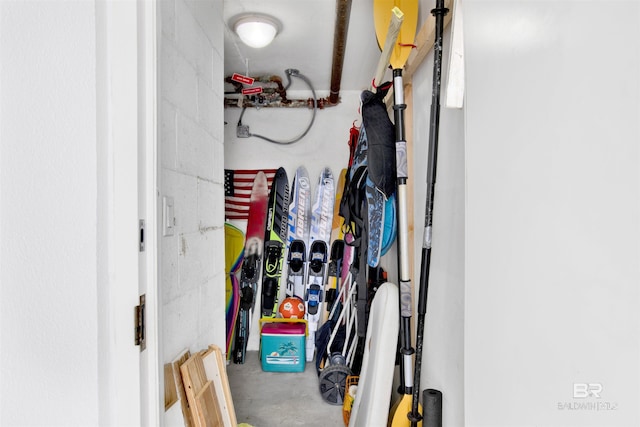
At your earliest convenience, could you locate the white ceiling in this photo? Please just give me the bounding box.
[223,0,383,96]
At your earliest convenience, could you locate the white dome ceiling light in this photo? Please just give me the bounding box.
[232,13,282,49]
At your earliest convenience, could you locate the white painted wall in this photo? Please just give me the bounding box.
[464,1,639,426]
[0,1,99,424]
[157,0,225,424]
[410,9,466,426]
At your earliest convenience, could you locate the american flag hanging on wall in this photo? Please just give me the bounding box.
[224,168,278,220]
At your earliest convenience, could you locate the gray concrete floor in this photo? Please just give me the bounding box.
[227,351,345,427]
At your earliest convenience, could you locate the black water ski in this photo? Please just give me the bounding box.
[234,253,259,364]
[324,239,345,319]
[261,167,290,318]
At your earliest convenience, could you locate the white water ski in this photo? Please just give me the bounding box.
[305,167,335,362]
[286,166,312,299]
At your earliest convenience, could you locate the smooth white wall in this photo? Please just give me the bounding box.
[464,1,639,426]
[158,0,225,423]
[410,10,466,426]
[0,1,99,424]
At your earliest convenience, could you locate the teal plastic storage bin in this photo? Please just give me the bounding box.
[260,319,307,372]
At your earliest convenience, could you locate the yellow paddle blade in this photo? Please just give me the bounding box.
[224,222,245,273]
[389,396,422,427]
[373,0,419,69]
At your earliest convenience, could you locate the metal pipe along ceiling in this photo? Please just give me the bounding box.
[329,0,353,105]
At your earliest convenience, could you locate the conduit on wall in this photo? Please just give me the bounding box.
[235,68,318,144]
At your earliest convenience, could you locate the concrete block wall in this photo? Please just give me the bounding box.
[158,0,225,404]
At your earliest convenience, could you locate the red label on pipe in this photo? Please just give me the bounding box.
[232,73,255,85]
[242,87,263,95]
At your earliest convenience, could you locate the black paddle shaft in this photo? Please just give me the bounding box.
[410,1,449,426]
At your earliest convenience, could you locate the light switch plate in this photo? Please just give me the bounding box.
[162,196,175,236]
